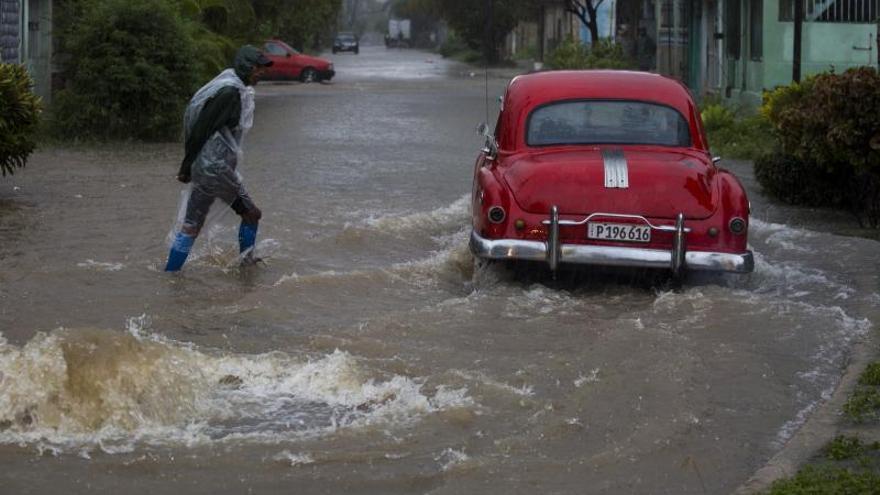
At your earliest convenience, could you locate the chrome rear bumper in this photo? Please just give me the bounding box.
[469,230,754,274]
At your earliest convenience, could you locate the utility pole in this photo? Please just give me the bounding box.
[537,3,545,64]
[793,0,803,82]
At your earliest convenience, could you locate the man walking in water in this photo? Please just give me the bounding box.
[165,45,273,272]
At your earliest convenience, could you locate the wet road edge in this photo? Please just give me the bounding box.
[728,157,880,493]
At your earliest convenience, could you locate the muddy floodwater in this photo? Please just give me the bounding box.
[1,46,878,494]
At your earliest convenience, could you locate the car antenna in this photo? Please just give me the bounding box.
[484,0,492,127]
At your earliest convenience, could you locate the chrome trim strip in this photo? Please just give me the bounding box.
[469,230,754,273]
[602,149,629,189]
[542,212,692,233]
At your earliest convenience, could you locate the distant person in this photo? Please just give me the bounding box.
[165,45,273,272]
[617,23,636,61]
[636,27,657,72]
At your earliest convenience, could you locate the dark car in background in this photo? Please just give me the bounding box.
[332,32,359,54]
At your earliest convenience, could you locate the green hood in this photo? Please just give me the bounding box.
[233,45,272,85]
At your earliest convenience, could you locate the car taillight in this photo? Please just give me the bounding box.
[729,217,746,235]
[488,206,506,224]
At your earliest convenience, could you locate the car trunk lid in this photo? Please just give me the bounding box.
[502,148,717,220]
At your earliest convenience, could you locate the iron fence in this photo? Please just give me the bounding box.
[779,0,880,22]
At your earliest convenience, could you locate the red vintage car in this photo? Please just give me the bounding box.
[260,39,335,83]
[470,70,753,277]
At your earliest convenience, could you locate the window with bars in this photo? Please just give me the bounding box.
[779,0,880,22]
[751,0,763,60]
[727,0,742,59]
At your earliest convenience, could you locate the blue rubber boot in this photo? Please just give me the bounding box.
[165,232,195,272]
[239,222,258,263]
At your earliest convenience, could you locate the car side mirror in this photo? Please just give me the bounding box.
[286,52,292,58]
[712,156,722,164]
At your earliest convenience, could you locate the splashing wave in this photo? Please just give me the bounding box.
[0,318,471,454]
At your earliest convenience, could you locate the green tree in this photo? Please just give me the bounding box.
[177,0,255,37]
[252,0,342,51]
[436,0,534,64]
[391,0,440,47]
[51,0,198,140]
[0,64,42,176]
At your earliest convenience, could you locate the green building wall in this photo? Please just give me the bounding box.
[724,0,878,107]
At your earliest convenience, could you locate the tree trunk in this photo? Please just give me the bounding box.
[566,0,602,45]
[585,1,599,45]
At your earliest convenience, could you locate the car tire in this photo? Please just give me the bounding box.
[300,68,317,83]
[354,48,359,55]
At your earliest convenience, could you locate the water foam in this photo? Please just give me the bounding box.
[0,321,471,454]
[358,194,470,236]
[741,220,875,448]
[272,450,315,467]
[450,370,534,397]
[387,227,473,288]
[435,447,470,472]
[76,260,125,272]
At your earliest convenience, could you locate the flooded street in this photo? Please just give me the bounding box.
[1,46,879,494]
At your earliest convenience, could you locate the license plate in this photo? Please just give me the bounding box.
[587,222,651,243]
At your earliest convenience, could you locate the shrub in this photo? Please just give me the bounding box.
[758,68,880,227]
[703,107,774,161]
[514,43,537,61]
[0,64,42,176]
[765,465,880,494]
[859,363,880,387]
[823,436,864,461]
[843,387,880,423]
[51,0,198,141]
[763,67,880,175]
[185,23,236,86]
[754,152,848,207]
[438,33,464,55]
[547,38,635,70]
[700,104,736,133]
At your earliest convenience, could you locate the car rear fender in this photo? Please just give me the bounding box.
[693,170,749,252]
[474,167,512,238]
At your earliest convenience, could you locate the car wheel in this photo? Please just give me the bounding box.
[301,68,317,83]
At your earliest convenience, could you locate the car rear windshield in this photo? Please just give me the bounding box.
[527,100,692,147]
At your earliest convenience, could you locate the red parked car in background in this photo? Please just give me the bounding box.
[470,70,753,278]
[259,39,335,83]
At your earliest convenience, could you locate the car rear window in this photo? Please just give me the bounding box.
[527,100,692,147]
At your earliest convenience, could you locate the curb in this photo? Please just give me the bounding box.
[733,328,878,494]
